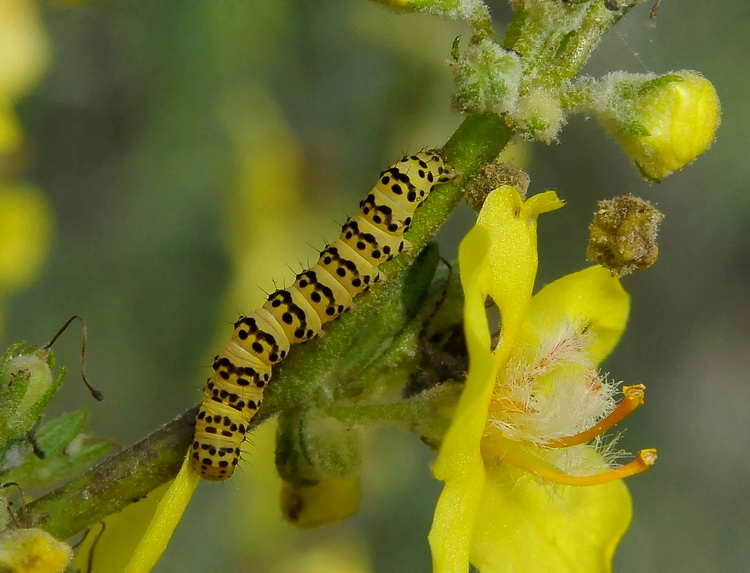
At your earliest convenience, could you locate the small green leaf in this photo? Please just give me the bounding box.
[622,117,650,136]
[35,411,88,454]
[0,411,111,488]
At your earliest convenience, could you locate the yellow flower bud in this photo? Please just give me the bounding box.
[280,476,361,529]
[0,528,72,573]
[602,71,721,181]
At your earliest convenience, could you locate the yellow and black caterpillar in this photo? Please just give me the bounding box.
[192,151,458,480]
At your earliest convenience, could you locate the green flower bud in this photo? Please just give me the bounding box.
[451,37,522,117]
[596,71,720,181]
[0,343,62,447]
[513,87,565,143]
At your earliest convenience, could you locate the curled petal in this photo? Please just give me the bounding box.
[430,186,563,572]
[123,456,200,573]
[430,223,493,571]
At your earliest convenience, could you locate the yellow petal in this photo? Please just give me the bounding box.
[470,449,632,573]
[430,223,494,572]
[430,187,564,573]
[72,480,172,573]
[477,189,565,348]
[521,265,630,365]
[654,73,720,175]
[123,455,200,573]
[435,188,564,477]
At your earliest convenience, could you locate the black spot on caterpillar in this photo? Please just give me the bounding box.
[192,151,458,480]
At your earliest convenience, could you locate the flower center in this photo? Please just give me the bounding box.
[482,319,656,486]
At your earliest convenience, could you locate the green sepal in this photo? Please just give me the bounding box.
[637,73,683,96]
[634,162,662,184]
[276,408,361,485]
[621,117,650,137]
[402,260,466,397]
[451,35,462,61]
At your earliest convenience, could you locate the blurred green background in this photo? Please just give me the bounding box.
[2,0,748,571]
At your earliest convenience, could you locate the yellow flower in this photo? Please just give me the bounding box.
[0,0,50,101]
[429,186,655,573]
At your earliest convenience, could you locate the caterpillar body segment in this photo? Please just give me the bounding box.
[192,150,458,480]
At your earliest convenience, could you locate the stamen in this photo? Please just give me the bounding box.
[546,384,646,448]
[482,437,657,486]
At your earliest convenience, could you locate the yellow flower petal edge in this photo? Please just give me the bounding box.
[476,189,565,352]
[519,265,630,365]
[72,482,172,572]
[429,224,493,572]
[123,456,200,573]
[434,187,564,479]
[429,186,563,573]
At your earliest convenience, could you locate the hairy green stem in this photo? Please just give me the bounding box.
[26,408,195,538]
[23,112,511,539]
[545,1,644,86]
[506,0,646,91]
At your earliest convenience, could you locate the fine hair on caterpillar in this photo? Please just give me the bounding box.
[192,150,459,480]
